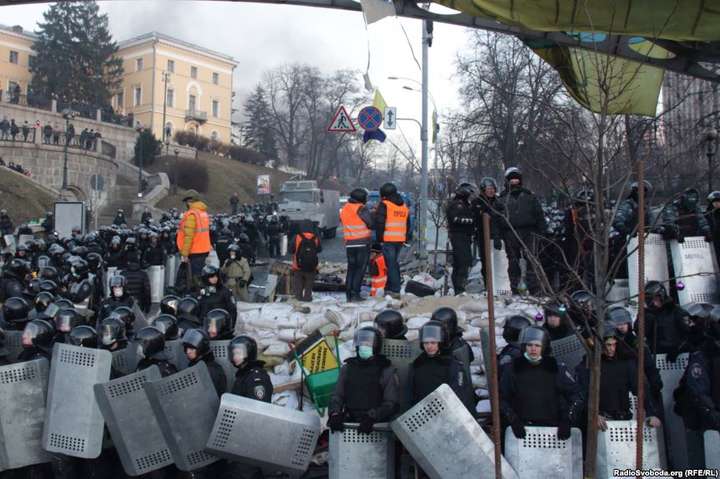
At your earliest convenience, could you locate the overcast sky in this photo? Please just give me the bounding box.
[1,1,472,152]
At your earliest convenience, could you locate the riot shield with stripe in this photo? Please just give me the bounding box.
[209,339,235,390]
[381,339,421,413]
[596,420,667,478]
[94,366,174,476]
[627,233,669,301]
[165,255,179,289]
[111,347,140,376]
[143,362,220,471]
[504,426,582,479]
[550,334,586,371]
[656,353,690,469]
[206,393,321,476]
[391,384,519,479]
[491,247,512,296]
[671,237,719,305]
[0,359,51,471]
[329,423,394,479]
[147,266,165,304]
[164,339,189,371]
[42,344,112,459]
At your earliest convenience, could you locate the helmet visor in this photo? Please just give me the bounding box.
[354,329,377,348]
[230,343,249,366]
[421,323,444,343]
[22,322,43,347]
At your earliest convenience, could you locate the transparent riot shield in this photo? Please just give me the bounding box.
[627,233,669,302]
[381,339,421,414]
[504,426,582,479]
[42,344,112,458]
[670,237,719,305]
[595,420,667,479]
[147,266,165,303]
[550,334,586,371]
[391,384,519,479]
[206,393,321,476]
[329,423,394,479]
[491,247,512,296]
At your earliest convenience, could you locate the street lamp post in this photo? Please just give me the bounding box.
[704,126,718,191]
[136,125,144,197]
[173,148,179,194]
[61,108,75,191]
[161,71,171,144]
[418,19,432,260]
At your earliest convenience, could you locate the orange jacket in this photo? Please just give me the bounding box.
[176,201,211,256]
[370,255,387,296]
[382,200,409,243]
[340,203,371,244]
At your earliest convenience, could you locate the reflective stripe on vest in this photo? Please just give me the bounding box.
[383,200,409,242]
[340,203,371,242]
[370,256,387,296]
[176,208,212,254]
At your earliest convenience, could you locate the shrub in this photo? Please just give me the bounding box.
[175,158,209,193]
[134,130,161,167]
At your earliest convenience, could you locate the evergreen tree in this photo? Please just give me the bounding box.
[134,130,161,167]
[30,1,123,108]
[242,85,278,159]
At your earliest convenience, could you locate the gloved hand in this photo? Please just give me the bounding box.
[705,233,714,243]
[557,420,571,440]
[667,347,680,362]
[327,413,345,433]
[510,417,526,439]
[661,228,676,241]
[493,239,502,250]
[677,234,685,244]
[358,415,375,434]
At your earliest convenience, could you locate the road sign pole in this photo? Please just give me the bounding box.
[418,19,431,261]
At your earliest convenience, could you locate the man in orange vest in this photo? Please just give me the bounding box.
[176,189,212,289]
[369,243,387,297]
[340,188,373,302]
[290,220,322,302]
[374,182,411,299]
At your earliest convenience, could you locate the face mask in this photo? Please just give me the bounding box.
[113,287,123,298]
[358,345,374,360]
[229,253,236,260]
[523,352,541,365]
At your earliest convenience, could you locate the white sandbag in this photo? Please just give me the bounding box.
[406,316,430,330]
[406,330,419,342]
[236,302,262,312]
[278,329,307,343]
[463,326,481,341]
[339,329,355,342]
[260,303,295,320]
[460,301,487,314]
[246,315,281,330]
[264,342,291,357]
[302,315,332,335]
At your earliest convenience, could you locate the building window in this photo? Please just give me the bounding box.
[211,131,218,141]
[166,89,174,107]
[134,86,142,106]
[28,55,35,69]
[190,66,198,79]
[188,94,196,111]
[136,58,143,71]
[9,51,18,64]
[116,91,124,109]
[212,72,219,85]
[167,59,174,73]
[212,100,219,118]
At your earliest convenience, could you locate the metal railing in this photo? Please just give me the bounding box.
[0,126,36,143]
[185,109,208,122]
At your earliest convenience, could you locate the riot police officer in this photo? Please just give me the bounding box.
[97,275,135,322]
[182,328,226,396]
[198,265,237,328]
[0,258,30,302]
[152,314,180,340]
[499,314,533,372]
[661,187,711,242]
[446,183,476,294]
[68,325,97,348]
[471,177,505,284]
[177,296,202,335]
[543,302,574,341]
[410,320,475,412]
[373,310,407,340]
[500,326,583,440]
[2,296,31,331]
[328,326,399,433]
[430,307,474,384]
[642,281,687,358]
[159,294,181,317]
[203,308,233,340]
[18,319,55,362]
[134,326,177,377]
[52,308,84,344]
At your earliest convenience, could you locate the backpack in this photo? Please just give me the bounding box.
[296,235,319,272]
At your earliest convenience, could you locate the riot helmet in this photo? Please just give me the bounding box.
[182,328,210,358]
[228,335,258,368]
[152,314,179,340]
[68,325,97,348]
[454,183,474,200]
[201,264,221,285]
[54,308,82,333]
[109,306,135,334]
[34,292,55,312]
[479,177,498,194]
[518,325,550,360]
[100,317,126,348]
[177,297,200,321]
[606,305,633,333]
[504,167,522,182]
[707,191,720,205]
[22,319,55,350]
[373,310,407,339]
[502,314,533,343]
[135,326,165,359]
[353,326,382,359]
[419,320,447,356]
[109,274,127,298]
[203,308,230,339]
[160,294,181,316]
[644,281,669,309]
[3,297,31,326]
[431,307,459,340]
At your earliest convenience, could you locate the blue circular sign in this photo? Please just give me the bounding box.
[358,106,383,131]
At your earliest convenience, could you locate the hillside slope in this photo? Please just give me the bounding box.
[152,152,294,213]
[0,169,55,224]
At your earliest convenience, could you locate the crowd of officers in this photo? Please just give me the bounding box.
[445,166,720,296]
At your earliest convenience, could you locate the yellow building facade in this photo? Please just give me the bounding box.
[0,25,237,143]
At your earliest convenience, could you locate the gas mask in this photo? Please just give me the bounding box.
[358,345,374,360]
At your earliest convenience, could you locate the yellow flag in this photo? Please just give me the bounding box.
[373,89,387,114]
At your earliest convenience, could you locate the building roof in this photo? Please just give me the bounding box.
[0,23,38,40]
[117,31,237,67]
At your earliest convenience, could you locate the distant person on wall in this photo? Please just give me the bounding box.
[53,123,61,145]
[9,120,18,141]
[177,189,212,289]
[21,121,29,142]
[230,192,240,215]
[43,122,52,144]
[0,117,8,140]
[66,122,75,146]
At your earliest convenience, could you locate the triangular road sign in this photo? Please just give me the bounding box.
[327,105,356,132]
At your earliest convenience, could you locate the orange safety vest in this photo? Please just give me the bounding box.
[370,255,387,297]
[176,208,211,254]
[340,203,371,243]
[383,200,409,243]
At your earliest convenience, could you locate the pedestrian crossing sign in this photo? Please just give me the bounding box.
[327,105,356,133]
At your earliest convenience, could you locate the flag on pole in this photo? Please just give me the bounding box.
[372,89,387,114]
[363,128,386,144]
[360,0,396,25]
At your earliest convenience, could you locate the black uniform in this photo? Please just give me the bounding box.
[616,329,663,397]
[96,294,135,323]
[121,264,151,314]
[498,186,546,294]
[230,359,273,402]
[136,352,178,377]
[706,206,720,268]
[189,352,227,397]
[500,355,582,430]
[642,302,687,357]
[266,221,282,258]
[446,196,475,294]
[676,344,720,432]
[498,343,522,373]
[198,284,237,326]
[409,351,475,413]
[142,243,165,267]
[329,356,399,422]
